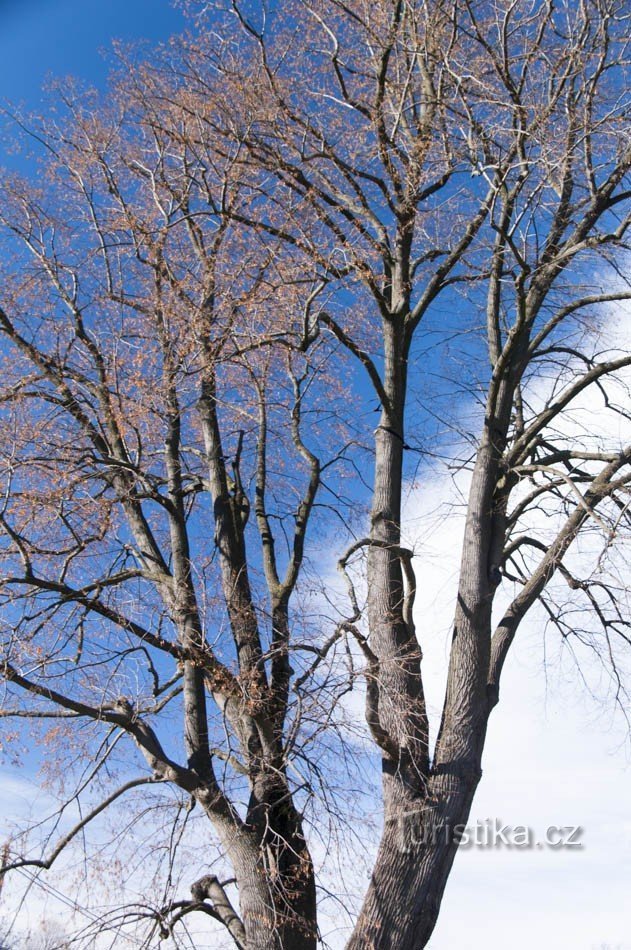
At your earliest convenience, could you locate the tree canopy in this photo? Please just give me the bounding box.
[0,1,630,948]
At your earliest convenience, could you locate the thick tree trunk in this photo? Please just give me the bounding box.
[351,370,503,947]
[237,856,317,950]
[348,605,492,947]
[245,789,317,950]
[346,767,483,950]
[209,803,317,950]
[349,608,490,949]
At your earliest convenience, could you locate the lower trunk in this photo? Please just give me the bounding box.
[228,848,317,950]
[347,767,483,950]
[235,797,318,950]
[349,594,493,949]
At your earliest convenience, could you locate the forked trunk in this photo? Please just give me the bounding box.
[350,353,500,947]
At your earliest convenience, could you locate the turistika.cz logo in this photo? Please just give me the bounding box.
[393,815,584,852]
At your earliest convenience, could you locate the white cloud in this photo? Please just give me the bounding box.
[409,319,631,950]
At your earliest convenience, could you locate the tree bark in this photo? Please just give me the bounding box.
[351,350,504,948]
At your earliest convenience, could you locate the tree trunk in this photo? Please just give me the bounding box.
[211,808,317,950]
[351,395,501,948]
[245,790,317,950]
[347,767,483,950]
[366,321,429,806]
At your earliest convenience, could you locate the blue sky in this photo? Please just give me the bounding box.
[0,0,184,110]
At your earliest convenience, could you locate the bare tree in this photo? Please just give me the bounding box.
[0,1,630,948]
